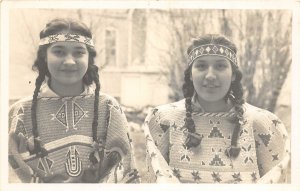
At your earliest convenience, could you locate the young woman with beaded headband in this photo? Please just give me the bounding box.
[143,34,290,183]
[8,18,139,183]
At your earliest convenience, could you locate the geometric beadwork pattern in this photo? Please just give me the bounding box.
[232,172,242,182]
[179,144,193,162]
[73,102,88,129]
[14,106,26,136]
[272,119,281,127]
[209,148,226,166]
[211,172,222,182]
[208,127,224,138]
[37,157,54,175]
[46,157,54,169]
[65,146,82,177]
[251,172,257,182]
[17,106,24,115]
[51,102,68,131]
[242,144,254,164]
[209,154,225,166]
[39,33,94,47]
[172,168,181,179]
[188,44,238,66]
[208,120,224,138]
[160,119,170,133]
[258,133,271,147]
[56,103,67,126]
[272,154,279,161]
[191,171,201,182]
[16,120,26,136]
[37,159,45,172]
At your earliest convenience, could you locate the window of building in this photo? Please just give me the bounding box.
[104,29,117,67]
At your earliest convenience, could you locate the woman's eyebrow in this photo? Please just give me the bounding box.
[195,60,206,63]
[74,46,87,50]
[51,45,65,49]
[216,59,227,62]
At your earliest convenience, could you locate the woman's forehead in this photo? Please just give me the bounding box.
[194,55,230,63]
[49,41,87,49]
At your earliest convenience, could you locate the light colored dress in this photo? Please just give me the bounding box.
[9,83,140,183]
[143,99,290,183]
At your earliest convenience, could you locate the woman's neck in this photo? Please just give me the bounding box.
[195,95,232,113]
[49,79,84,97]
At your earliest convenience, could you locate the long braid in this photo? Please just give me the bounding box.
[92,66,100,142]
[225,67,245,158]
[182,65,202,149]
[82,47,101,143]
[31,73,47,156]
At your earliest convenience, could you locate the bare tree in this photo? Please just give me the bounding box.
[153,9,217,101]
[153,9,291,112]
[232,10,292,111]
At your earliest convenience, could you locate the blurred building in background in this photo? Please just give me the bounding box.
[9,9,292,112]
[9,9,170,107]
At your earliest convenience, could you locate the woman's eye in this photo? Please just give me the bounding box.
[194,62,208,70]
[73,51,86,58]
[215,63,227,70]
[195,63,208,70]
[52,50,65,56]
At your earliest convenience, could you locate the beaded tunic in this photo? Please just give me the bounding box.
[9,84,139,183]
[144,99,290,183]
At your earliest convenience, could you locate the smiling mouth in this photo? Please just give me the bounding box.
[203,84,219,88]
[61,70,77,72]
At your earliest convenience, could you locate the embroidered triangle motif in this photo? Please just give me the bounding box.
[73,102,86,127]
[37,159,45,172]
[55,103,68,128]
[46,157,54,169]
[16,121,26,136]
[160,120,170,133]
[208,127,224,138]
[209,155,225,166]
[258,134,271,146]
[17,107,24,115]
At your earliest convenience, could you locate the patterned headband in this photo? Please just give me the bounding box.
[39,33,94,47]
[188,44,237,66]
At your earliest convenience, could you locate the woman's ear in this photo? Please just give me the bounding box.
[231,73,236,82]
[190,69,193,81]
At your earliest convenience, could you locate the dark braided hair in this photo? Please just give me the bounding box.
[31,18,100,156]
[182,34,245,158]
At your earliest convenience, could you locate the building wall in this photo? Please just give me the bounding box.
[9,9,169,108]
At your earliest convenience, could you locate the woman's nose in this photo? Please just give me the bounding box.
[205,67,216,80]
[63,55,76,65]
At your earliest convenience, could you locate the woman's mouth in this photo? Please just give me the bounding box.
[61,69,77,72]
[203,84,219,88]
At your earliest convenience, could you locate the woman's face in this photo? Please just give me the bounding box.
[191,55,235,102]
[46,41,89,86]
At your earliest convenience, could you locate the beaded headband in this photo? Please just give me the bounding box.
[188,44,237,66]
[39,33,94,47]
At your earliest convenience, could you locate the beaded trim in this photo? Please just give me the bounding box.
[39,33,94,47]
[188,44,237,66]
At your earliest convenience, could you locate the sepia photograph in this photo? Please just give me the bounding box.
[1,0,299,190]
